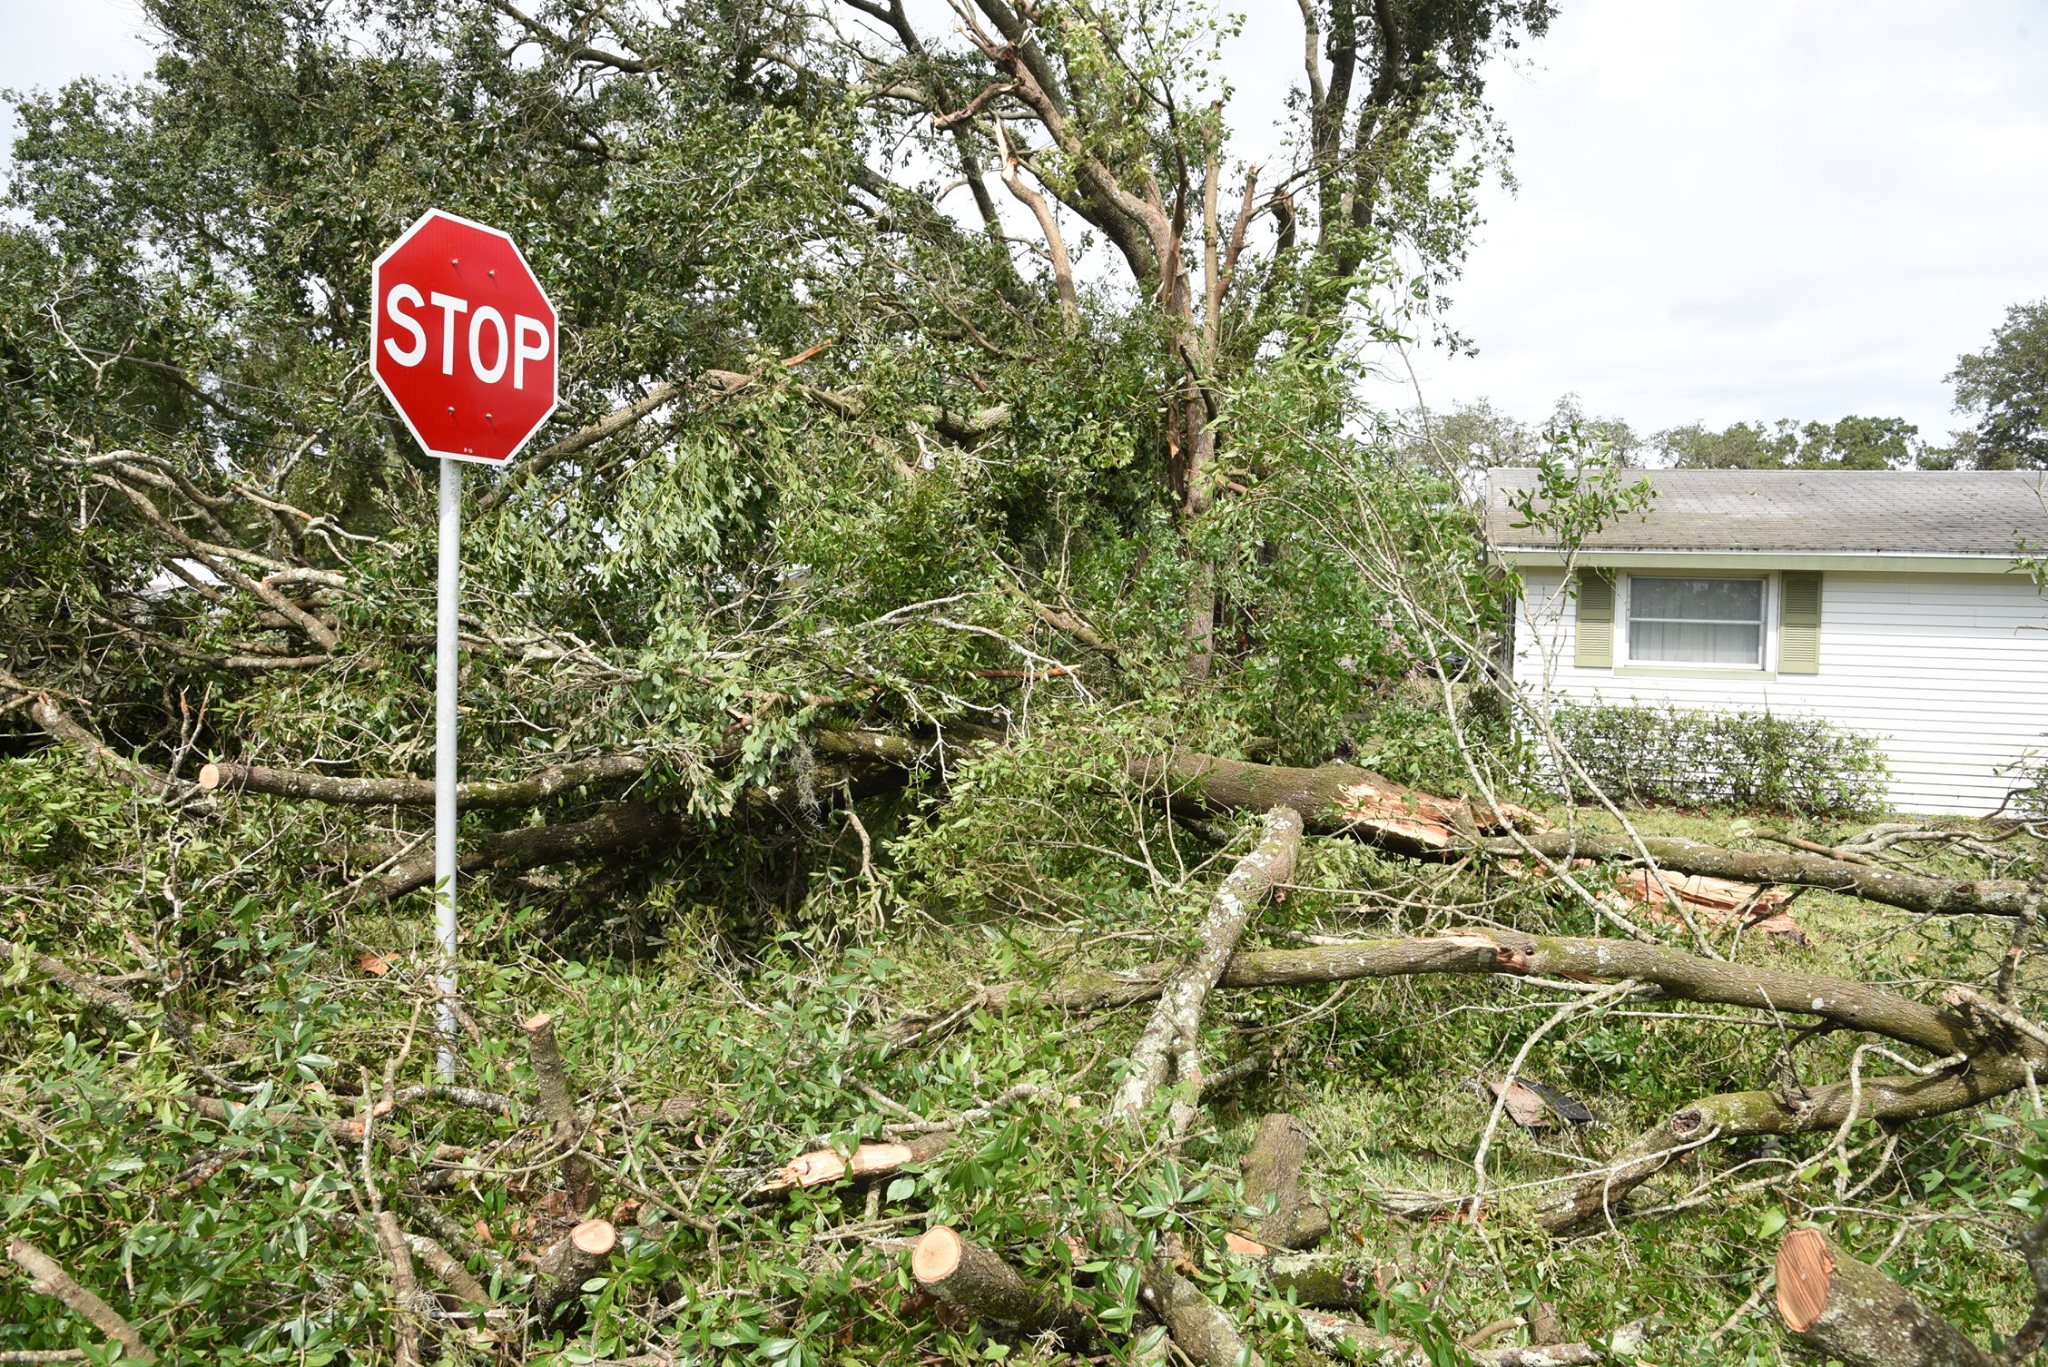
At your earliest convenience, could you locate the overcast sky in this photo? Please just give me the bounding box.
[4,0,2043,443]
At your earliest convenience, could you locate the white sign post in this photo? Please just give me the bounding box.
[434,460,462,1079]
[370,210,559,1080]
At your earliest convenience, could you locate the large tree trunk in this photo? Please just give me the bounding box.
[1775,1228,1998,1367]
[1131,750,2037,919]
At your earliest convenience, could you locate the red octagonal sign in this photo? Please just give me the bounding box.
[371,209,558,464]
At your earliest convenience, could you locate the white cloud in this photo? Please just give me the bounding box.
[1364,0,2048,440]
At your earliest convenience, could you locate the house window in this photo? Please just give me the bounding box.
[1625,576,1766,667]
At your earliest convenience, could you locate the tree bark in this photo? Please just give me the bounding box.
[1240,1113,1328,1251]
[991,931,1981,1059]
[1540,1055,2033,1232]
[374,800,686,900]
[198,753,646,808]
[1130,751,1535,851]
[1130,748,2035,918]
[402,1231,494,1309]
[1774,1228,1998,1367]
[1117,807,1302,1126]
[521,1013,599,1215]
[1137,1253,1264,1367]
[1299,1310,1650,1365]
[528,1219,615,1327]
[1505,830,2036,920]
[910,1227,1091,1343]
[5,1239,155,1363]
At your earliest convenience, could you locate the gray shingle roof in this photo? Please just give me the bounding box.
[1486,468,2048,555]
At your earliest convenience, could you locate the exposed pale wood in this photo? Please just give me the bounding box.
[6,1239,155,1363]
[910,1226,1090,1342]
[529,1219,616,1327]
[1775,1228,1998,1366]
[756,1129,955,1195]
[1127,747,2035,917]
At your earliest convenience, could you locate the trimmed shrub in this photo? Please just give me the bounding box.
[1545,701,1889,818]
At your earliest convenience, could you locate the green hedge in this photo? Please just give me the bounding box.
[1546,701,1889,818]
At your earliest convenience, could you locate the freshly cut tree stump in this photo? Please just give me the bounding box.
[521,1012,599,1215]
[910,1227,1090,1343]
[1775,1228,1998,1367]
[529,1218,617,1327]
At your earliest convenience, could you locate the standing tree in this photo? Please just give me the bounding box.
[1950,298,2048,468]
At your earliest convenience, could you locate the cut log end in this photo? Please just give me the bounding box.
[522,1011,554,1035]
[1773,1227,1999,1367]
[569,1218,616,1258]
[1775,1227,1834,1332]
[911,1225,965,1286]
[196,762,223,791]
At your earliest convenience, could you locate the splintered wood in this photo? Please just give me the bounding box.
[1609,867,1803,940]
[1335,781,1546,850]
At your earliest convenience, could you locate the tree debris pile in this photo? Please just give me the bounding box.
[3,1,2047,1364]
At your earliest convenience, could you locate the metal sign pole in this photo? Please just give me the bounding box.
[434,456,461,1082]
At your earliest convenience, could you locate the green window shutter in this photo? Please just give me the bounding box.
[1574,569,1614,668]
[1779,571,1822,674]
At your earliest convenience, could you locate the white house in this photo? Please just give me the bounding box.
[1487,469,2048,814]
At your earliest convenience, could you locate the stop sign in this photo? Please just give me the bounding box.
[371,209,558,464]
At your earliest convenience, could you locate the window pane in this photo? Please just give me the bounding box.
[1629,620,1761,665]
[1630,577,1763,623]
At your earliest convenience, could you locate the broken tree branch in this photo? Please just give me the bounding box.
[5,1239,156,1363]
[372,800,687,900]
[522,1013,598,1215]
[1130,748,2036,918]
[986,931,1984,1060]
[1541,1054,2033,1232]
[1116,807,1302,1128]
[198,753,646,808]
[1238,1113,1328,1251]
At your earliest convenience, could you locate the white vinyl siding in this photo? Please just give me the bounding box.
[1513,567,2048,815]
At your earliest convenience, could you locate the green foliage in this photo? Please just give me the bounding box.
[1655,414,1948,470]
[1402,393,1641,472]
[5,2,2040,1364]
[1547,700,1890,817]
[1950,299,2048,469]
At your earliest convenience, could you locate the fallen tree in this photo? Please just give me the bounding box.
[941,928,2045,1231]
[1133,749,2040,919]
[22,689,2028,925]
